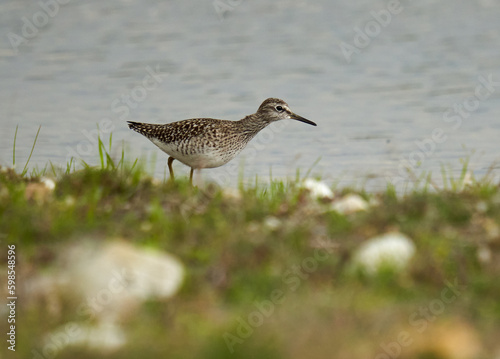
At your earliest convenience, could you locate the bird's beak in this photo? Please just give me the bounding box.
[290,113,317,126]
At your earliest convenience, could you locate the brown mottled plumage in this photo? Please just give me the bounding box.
[127,98,316,184]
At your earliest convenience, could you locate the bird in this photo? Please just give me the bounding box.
[127,98,316,184]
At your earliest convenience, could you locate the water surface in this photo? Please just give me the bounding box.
[1,0,499,190]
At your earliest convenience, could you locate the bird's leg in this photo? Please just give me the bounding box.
[189,168,194,186]
[167,157,175,181]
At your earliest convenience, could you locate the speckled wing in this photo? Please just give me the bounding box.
[127,119,243,169]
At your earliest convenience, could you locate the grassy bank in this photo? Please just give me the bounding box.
[1,144,500,359]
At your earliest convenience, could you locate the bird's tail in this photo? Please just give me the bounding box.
[127,121,158,138]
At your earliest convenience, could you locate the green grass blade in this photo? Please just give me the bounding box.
[303,156,321,180]
[12,125,18,167]
[118,143,125,171]
[21,125,41,176]
[106,152,115,170]
[98,134,105,169]
[66,157,74,174]
[130,158,138,172]
[81,159,91,169]
[49,161,57,177]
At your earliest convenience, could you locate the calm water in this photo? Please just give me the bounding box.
[1,0,499,190]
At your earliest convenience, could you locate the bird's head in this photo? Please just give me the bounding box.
[257,98,317,126]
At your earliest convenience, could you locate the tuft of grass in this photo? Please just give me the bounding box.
[12,124,42,176]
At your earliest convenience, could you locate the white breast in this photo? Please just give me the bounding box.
[150,138,241,169]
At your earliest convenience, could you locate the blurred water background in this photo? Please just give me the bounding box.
[1,0,499,190]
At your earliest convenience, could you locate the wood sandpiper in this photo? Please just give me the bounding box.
[127,98,316,184]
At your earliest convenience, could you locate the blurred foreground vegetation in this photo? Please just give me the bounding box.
[1,146,500,359]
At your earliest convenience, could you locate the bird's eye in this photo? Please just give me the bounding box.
[275,105,284,112]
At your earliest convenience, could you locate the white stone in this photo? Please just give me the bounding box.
[264,216,281,230]
[352,232,416,274]
[62,241,184,307]
[476,201,488,213]
[29,240,184,352]
[41,177,56,190]
[302,178,334,199]
[477,245,492,264]
[222,187,242,200]
[331,194,368,214]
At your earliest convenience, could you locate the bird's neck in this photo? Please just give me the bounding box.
[237,114,270,138]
